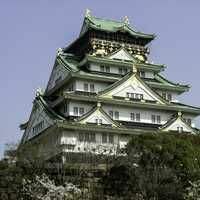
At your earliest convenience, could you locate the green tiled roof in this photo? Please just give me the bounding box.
[80,15,155,40]
[57,53,79,72]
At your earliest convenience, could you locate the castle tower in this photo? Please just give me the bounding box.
[19,11,200,162]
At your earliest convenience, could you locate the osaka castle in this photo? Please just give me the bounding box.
[19,10,200,162]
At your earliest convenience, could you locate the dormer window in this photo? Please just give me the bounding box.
[95,118,103,125]
[126,92,144,100]
[109,110,119,120]
[90,84,95,92]
[162,92,166,99]
[151,115,161,124]
[118,67,127,75]
[162,92,172,101]
[84,83,95,92]
[84,83,89,91]
[177,126,183,133]
[73,107,84,116]
[184,118,192,125]
[106,66,110,73]
[100,65,110,73]
[140,71,146,78]
[167,94,172,101]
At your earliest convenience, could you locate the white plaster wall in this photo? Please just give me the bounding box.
[86,114,111,125]
[156,90,179,102]
[140,71,154,79]
[68,102,93,116]
[183,114,196,127]
[103,105,172,124]
[90,63,131,74]
[75,79,110,93]
[61,131,119,153]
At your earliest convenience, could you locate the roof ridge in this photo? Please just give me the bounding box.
[90,16,124,25]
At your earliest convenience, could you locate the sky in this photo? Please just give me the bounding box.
[1,0,200,159]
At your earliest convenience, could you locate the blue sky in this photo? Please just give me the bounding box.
[1,0,200,158]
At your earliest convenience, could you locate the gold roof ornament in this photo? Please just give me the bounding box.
[57,48,63,56]
[36,87,44,97]
[178,111,182,117]
[97,102,101,107]
[124,16,130,25]
[85,9,91,18]
[132,64,137,74]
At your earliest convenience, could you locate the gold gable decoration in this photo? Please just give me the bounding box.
[90,38,149,60]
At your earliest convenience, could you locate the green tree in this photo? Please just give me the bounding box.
[101,133,200,200]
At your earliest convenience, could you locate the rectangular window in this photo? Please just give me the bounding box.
[177,126,183,133]
[63,104,68,113]
[162,93,166,99]
[32,121,44,135]
[123,68,128,74]
[167,94,172,101]
[151,115,161,124]
[184,118,192,125]
[79,107,84,115]
[68,84,74,91]
[151,115,156,123]
[100,65,105,72]
[157,115,161,124]
[84,83,88,91]
[135,94,140,99]
[130,113,135,121]
[99,119,102,124]
[90,133,96,142]
[109,111,114,119]
[95,118,102,125]
[114,111,119,120]
[78,133,84,142]
[136,113,140,122]
[187,119,192,125]
[140,71,146,78]
[106,66,110,73]
[109,134,114,144]
[127,93,143,100]
[85,133,90,142]
[90,84,95,92]
[102,134,107,143]
[118,68,123,74]
[73,107,78,115]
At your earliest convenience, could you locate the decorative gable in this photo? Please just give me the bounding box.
[108,48,136,62]
[160,112,197,134]
[21,92,66,143]
[46,61,69,92]
[99,71,166,104]
[23,102,54,142]
[77,103,119,127]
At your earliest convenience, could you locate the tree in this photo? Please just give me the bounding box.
[101,132,200,200]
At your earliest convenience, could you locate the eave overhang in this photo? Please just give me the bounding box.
[80,16,156,41]
[79,55,165,73]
